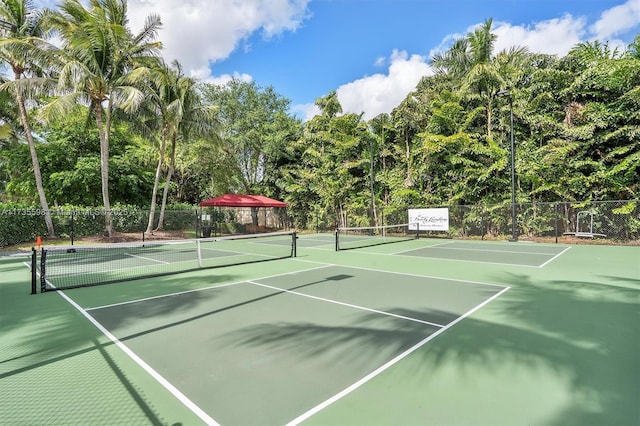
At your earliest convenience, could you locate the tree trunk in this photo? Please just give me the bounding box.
[15,87,56,238]
[155,132,177,231]
[146,125,169,233]
[94,104,112,237]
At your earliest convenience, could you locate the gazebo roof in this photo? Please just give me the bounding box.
[199,194,287,208]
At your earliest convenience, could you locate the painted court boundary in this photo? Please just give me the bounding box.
[36,275,220,426]
[41,261,510,425]
[86,263,334,311]
[293,258,509,289]
[248,280,446,328]
[391,241,572,268]
[285,284,511,425]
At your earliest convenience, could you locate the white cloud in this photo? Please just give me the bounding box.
[591,0,640,39]
[374,56,386,67]
[493,15,586,57]
[204,72,253,86]
[34,0,640,123]
[126,0,311,78]
[337,50,433,120]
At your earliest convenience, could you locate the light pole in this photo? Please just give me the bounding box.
[497,90,517,242]
[366,123,379,228]
[370,132,375,227]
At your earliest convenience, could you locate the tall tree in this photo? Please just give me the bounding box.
[288,91,369,227]
[131,59,195,234]
[432,18,528,138]
[155,73,218,231]
[43,0,161,236]
[201,79,294,194]
[0,0,56,237]
[627,34,640,59]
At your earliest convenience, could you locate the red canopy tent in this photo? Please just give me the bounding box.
[199,194,287,236]
[199,194,286,208]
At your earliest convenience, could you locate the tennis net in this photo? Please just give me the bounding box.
[335,223,418,251]
[36,231,297,292]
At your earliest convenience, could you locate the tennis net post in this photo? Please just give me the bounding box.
[30,247,37,295]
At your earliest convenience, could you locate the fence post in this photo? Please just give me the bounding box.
[554,203,559,244]
[70,210,75,246]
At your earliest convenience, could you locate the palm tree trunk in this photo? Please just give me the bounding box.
[15,88,56,238]
[94,103,112,237]
[146,125,169,234]
[155,133,176,231]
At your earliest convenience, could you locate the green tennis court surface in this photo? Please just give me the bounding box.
[393,240,570,267]
[1,235,639,425]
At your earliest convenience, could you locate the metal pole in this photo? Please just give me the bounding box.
[509,98,517,242]
[370,134,375,227]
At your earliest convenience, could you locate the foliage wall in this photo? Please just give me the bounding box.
[0,1,638,241]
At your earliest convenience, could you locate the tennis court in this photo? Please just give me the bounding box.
[393,240,570,267]
[1,233,639,425]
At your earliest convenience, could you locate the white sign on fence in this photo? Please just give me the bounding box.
[408,208,449,231]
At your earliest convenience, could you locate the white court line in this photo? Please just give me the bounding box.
[423,241,457,249]
[247,280,445,328]
[124,253,169,264]
[538,246,572,268]
[285,285,511,425]
[292,258,508,289]
[410,246,566,256]
[40,277,219,425]
[360,249,543,268]
[306,246,337,252]
[85,280,246,311]
[87,264,334,311]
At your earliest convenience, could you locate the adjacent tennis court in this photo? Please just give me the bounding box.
[393,240,570,267]
[1,233,638,425]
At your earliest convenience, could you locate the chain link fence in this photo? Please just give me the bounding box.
[0,206,290,248]
[2,200,637,249]
[299,200,639,245]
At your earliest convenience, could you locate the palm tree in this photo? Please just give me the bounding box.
[155,72,218,231]
[42,0,161,237]
[432,19,497,79]
[432,18,528,138]
[568,40,622,67]
[129,58,179,234]
[0,0,56,237]
[129,59,215,234]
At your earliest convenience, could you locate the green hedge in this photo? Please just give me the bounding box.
[0,203,49,247]
[0,203,199,247]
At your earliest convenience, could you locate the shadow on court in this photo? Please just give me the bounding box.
[2,246,638,425]
[90,273,355,340]
[215,272,639,425]
[0,258,178,425]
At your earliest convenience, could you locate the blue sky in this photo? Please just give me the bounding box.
[36,0,640,120]
[213,0,623,110]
